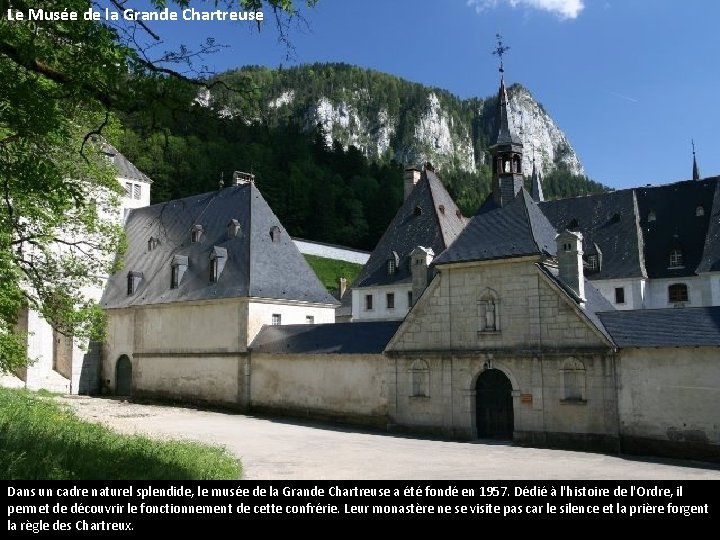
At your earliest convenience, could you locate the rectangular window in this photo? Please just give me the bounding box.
[271,314,281,326]
[210,258,219,283]
[124,182,132,198]
[408,290,413,307]
[614,287,625,304]
[133,183,141,200]
[171,266,179,289]
[386,293,395,309]
[305,315,314,324]
[365,294,373,310]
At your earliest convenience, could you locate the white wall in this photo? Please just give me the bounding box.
[643,275,706,309]
[351,284,412,321]
[247,300,335,345]
[292,239,370,264]
[591,278,645,310]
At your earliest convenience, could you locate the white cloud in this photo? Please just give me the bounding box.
[467,0,584,20]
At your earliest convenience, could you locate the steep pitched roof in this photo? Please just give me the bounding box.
[435,189,556,265]
[493,77,523,147]
[634,178,716,278]
[102,143,152,184]
[598,307,720,347]
[539,189,645,280]
[101,183,338,308]
[353,170,466,288]
[249,321,402,354]
[697,180,720,272]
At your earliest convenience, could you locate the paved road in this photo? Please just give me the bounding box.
[58,395,720,480]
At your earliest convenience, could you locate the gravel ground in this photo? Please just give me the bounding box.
[54,395,720,480]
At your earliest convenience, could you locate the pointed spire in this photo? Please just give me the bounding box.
[494,76,523,147]
[692,139,700,181]
[531,160,544,202]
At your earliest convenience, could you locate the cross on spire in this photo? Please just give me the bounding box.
[492,33,510,73]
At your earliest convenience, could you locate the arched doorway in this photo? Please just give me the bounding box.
[115,355,132,396]
[475,369,514,439]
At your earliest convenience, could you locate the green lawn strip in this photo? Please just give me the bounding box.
[0,388,241,480]
[303,254,363,291]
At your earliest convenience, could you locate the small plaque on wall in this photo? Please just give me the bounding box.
[520,393,533,404]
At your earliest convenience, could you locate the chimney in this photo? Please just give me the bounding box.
[410,246,434,306]
[338,277,347,299]
[556,230,585,302]
[233,171,255,186]
[404,167,422,200]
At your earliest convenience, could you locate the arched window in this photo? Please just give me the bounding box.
[512,155,521,173]
[696,205,705,217]
[478,289,500,333]
[561,358,586,402]
[668,283,688,303]
[409,360,430,397]
[669,248,684,268]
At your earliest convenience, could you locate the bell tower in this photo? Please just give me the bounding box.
[490,34,524,207]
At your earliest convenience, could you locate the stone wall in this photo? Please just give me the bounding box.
[250,353,388,426]
[617,347,720,461]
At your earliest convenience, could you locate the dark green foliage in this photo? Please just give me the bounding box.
[118,63,611,250]
[303,255,363,292]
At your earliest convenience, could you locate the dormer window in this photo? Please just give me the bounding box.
[227,219,241,239]
[124,182,132,198]
[387,259,396,275]
[567,218,579,230]
[133,184,141,200]
[610,212,621,224]
[414,206,422,216]
[669,248,684,268]
[191,224,203,243]
[587,254,598,271]
[170,255,188,289]
[438,205,445,215]
[209,246,227,283]
[147,237,160,252]
[648,211,656,222]
[126,271,143,296]
[270,225,281,243]
[696,205,705,217]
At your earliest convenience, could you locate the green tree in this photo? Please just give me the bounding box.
[0,0,316,371]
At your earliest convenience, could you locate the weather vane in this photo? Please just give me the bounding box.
[692,138,696,156]
[492,33,510,73]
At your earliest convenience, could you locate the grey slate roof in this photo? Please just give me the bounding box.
[101,183,338,308]
[598,307,720,347]
[493,77,523,147]
[353,170,466,288]
[697,180,720,272]
[539,189,645,280]
[249,321,402,354]
[102,143,152,184]
[635,178,716,278]
[435,189,557,265]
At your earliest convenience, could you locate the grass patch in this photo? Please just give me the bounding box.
[0,388,241,480]
[304,254,363,291]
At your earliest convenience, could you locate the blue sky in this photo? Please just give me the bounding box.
[142,0,720,190]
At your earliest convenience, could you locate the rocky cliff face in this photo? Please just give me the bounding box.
[210,64,584,177]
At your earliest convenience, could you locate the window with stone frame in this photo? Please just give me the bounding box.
[561,358,586,402]
[409,360,430,397]
[365,294,373,311]
[386,292,395,309]
[668,283,688,303]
